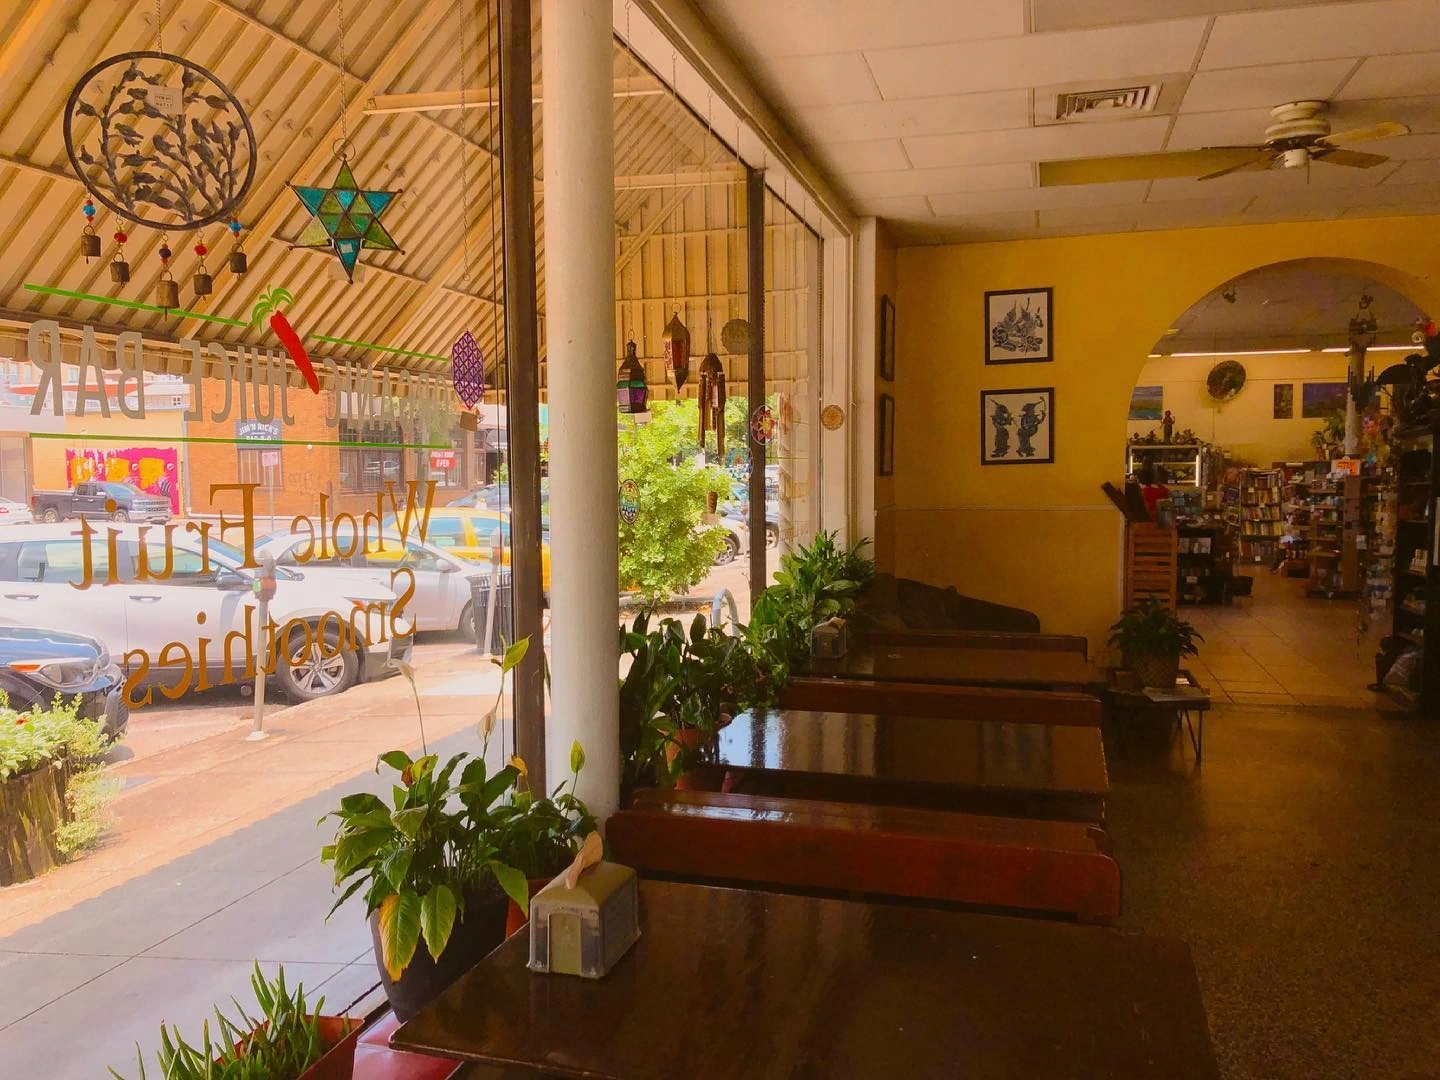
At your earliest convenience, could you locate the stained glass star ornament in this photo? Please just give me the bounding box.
[289,158,402,282]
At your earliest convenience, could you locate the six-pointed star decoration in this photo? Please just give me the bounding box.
[289,160,402,281]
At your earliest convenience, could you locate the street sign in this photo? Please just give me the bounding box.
[260,449,280,467]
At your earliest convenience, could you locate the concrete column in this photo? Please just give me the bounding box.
[541,0,619,821]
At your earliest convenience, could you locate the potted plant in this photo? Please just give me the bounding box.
[1108,598,1202,689]
[109,963,358,1079]
[747,531,875,666]
[320,642,531,1021]
[493,739,596,936]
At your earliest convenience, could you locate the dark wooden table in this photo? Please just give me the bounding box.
[807,641,1099,690]
[392,881,1218,1079]
[716,708,1108,823]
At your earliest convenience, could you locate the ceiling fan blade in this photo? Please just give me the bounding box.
[1038,147,1266,186]
[1319,121,1409,146]
[1312,146,1390,169]
[1198,153,1276,181]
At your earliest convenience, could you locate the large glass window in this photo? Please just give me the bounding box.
[340,420,404,493]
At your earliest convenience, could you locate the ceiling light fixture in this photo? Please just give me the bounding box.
[1165,348,1312,358]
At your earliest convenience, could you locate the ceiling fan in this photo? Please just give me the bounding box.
[1039,101,1410,187]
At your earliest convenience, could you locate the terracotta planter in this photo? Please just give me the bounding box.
[0,761,69,887]
[368,888,508,1022]
[227,1015,359,1079]
[1129,651,1181,690]
[666,728,704,790]
[504,875,556,939]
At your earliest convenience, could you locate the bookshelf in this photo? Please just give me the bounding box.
[1384,428,1440,714]
[1126,443,1205,487]
[1239,469,1281,563]
[1304,474,1361,598]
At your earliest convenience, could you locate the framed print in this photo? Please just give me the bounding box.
[877,393,895,476]
[981,387,1053,465]
[1273,383,1294,419]
[1129,384,1163,421]
[985,287,1052,364]
[1302,381,1348,419]
[879,294,896,381]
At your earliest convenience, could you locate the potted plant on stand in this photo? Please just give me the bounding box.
[1108,598,1203,689]
[320,642,531,1021]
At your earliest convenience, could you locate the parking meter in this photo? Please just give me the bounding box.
[253,553,277,603]
[249,554,277,740]
[481,528,503,658]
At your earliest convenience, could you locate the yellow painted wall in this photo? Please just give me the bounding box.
[885,215,1440,649]
[1128,352,1353,468]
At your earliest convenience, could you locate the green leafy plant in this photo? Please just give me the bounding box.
[618,400,731,604]
[1108,598,1202,661]
[494,739,597,878]
[748,531,876,665]
[109,963,345,1079]
[321,641,534,981]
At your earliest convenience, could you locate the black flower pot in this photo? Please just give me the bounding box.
[368,887,509,1021]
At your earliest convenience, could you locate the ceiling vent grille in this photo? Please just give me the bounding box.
[1055,85,1159,121]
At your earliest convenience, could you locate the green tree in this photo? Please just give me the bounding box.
[618,400,729,604]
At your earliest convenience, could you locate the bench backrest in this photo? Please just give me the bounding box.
[859,628,1089,659]
[779,677,1101,726]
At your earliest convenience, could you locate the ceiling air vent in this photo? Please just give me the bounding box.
[1054,85,1159,121]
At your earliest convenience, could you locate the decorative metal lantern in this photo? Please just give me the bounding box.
[451,330,485,408]
[661,312,690,392]
[616,339,648,414]
[698,351,726,455]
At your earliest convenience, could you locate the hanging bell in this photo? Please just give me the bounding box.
[228,219,247,275]
[157,275,179,310]
[192,242,212,298]
[79,198,100,262]
[110,230,129,284]
[662,312,691,392]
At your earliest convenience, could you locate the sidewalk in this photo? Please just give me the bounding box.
[0,639,509,938]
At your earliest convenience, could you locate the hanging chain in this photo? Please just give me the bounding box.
[670,53,681,315]
[336,0,350,154]
[703,93,714,349]
[460,0,471,289]
[153,0,164,53]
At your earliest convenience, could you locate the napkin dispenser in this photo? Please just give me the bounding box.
[810,616,849,660]
[528,835,640,979]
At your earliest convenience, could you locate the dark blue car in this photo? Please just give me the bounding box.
[0,626,128,740]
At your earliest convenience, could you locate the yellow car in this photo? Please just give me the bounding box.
[381,508,552,593]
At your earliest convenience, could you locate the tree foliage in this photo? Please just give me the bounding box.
[618,401,730,603]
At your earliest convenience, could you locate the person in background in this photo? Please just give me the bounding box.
[1137,465,1171,519]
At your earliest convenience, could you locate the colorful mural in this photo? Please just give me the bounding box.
[65,446,180,512]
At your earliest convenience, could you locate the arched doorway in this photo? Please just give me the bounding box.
[1125,258,1433,709]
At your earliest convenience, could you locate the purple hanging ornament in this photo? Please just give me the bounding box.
[451,331,485,408]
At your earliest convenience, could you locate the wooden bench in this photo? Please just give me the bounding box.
[779,677,1102,726]
[859,627,1090,660]
[608,789,1121,923]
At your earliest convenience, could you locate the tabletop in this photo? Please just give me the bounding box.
[716,708,1108,821]
[807,642,1098,690]
[392,880,1218,1080]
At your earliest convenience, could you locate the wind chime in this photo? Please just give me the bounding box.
[64,1,256,307]
[696,102,726,456]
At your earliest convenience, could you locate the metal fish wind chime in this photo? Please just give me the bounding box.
[698,351,726,455]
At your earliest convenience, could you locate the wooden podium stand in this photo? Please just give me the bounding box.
[1125,523,1178,608]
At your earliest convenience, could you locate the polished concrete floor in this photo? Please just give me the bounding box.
[1107,700,1440,1078]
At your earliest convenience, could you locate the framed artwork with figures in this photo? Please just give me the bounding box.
[981,387,1053,465]
[985,287,1052,364]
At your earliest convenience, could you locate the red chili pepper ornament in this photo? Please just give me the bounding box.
[252,286,319,394]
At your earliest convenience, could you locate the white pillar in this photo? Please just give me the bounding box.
[542,0,619,821]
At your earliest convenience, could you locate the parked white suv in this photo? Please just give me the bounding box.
[0,524,411,704]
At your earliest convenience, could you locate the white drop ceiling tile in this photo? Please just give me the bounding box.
[1180,60,1356,113]
[814,139,911,175]
[1147,160,1397,201]
[1167,109,1276,149]
[1037,203,1142,228]
[1033,222,1139,238]
[753,52,880,108]
[844,162,1034,199]
[1337,51,1440,100]
[1033,0,1339,33]
[1200,0,1440,69]
[1246,179,1440,216]
[1384,159,1440,184]
[863,18,1210,99]
[1242,203,1347,223]
[1340,203,1440,218]
[795,91,1032,144]
[849,194,936,220]
[927,180,1152,216]
[904,116,1172,169]
[1135,196,1256,229]
[1368,133,1440,160]
[694,0,1024,58]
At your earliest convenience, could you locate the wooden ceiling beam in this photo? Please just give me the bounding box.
[366,78,664,114]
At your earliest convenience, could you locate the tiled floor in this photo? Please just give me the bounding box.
[1181,566,1396,708]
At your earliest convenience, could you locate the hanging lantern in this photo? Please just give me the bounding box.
[698,351,726,456]
[662,312,690,392]
[451,330,485,409]
[616,339,648,414]
[110,230,130,284]
[228,220,248,275]
[79,198,100,261]
[192,241,213,297]
[156,239,179,310]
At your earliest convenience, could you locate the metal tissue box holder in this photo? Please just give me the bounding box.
[528,833,640,979]
[810,616,849,660]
